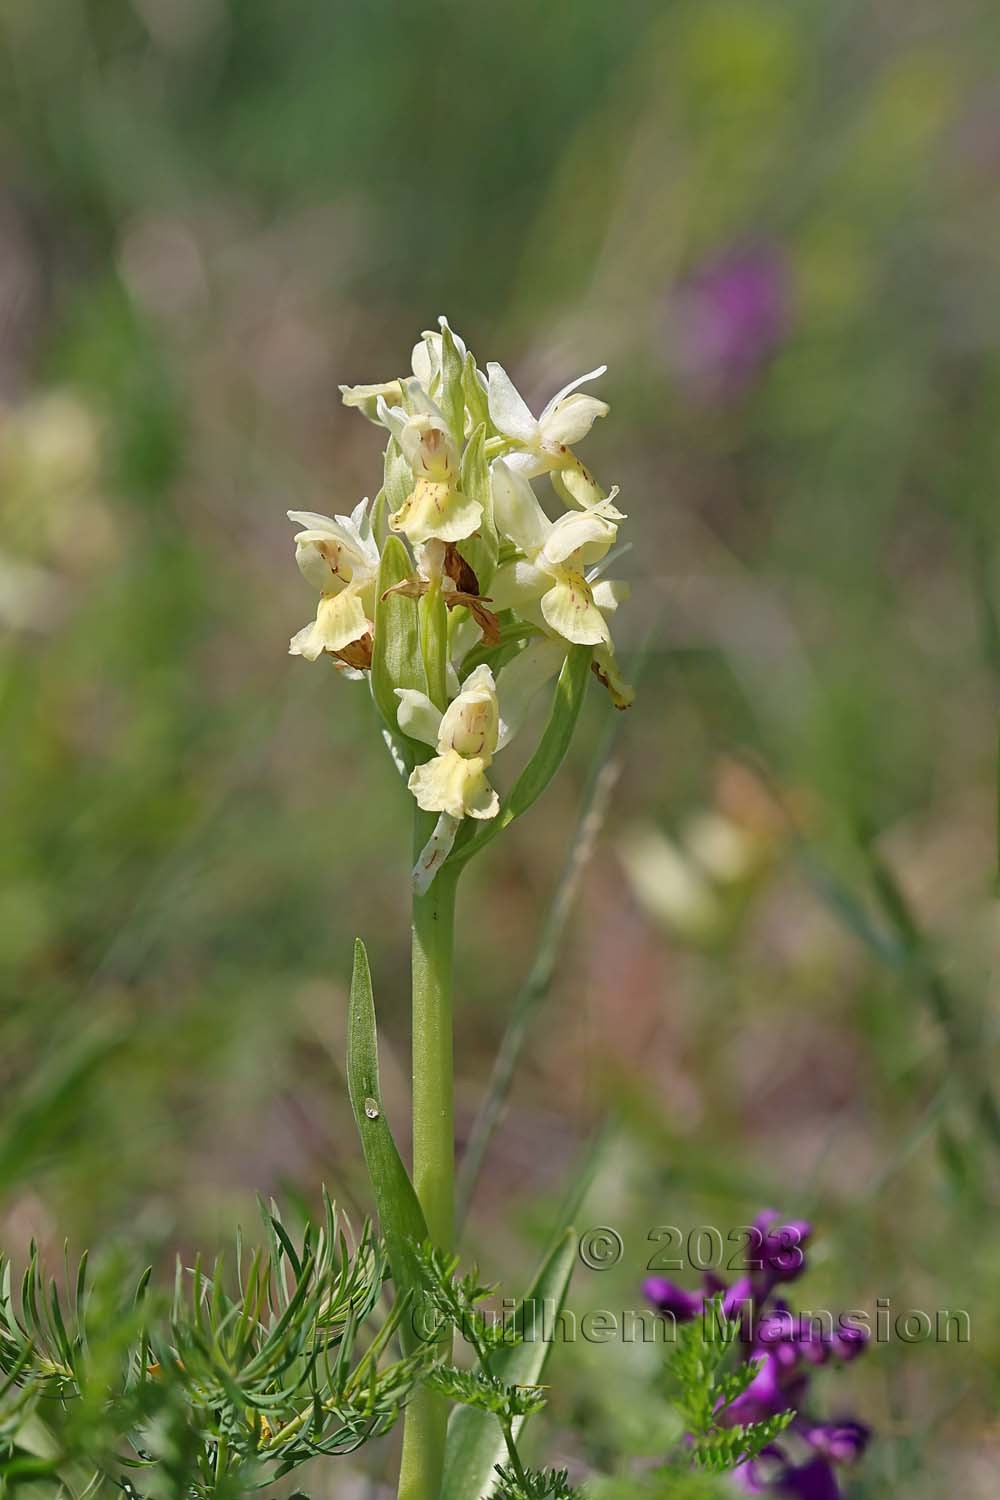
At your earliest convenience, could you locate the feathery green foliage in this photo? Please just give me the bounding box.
[665,1300,793,1473]
[491,1463,583,1499]
[0,1198,434,1496]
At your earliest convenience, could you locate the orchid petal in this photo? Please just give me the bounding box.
[540,393,609,447]
[549,462,617,513]
[339,380,404,422]
[293,538,344,592]
[540,508,617,568]
[437,664,499,758]
[349,495,373,542]
[486,363,539,444]
[491,459,550,555]
[407,750,499,820]
[395,689,443,747]
[413,812,462,893]
[389,479,482,547]
[538,364,607,426]
[289,588,370,660]
[496,637,569,748]
[592,641,634,708]
[487,559,549,614]
[540,571,610,646]
[591,578,630,613]
[502,448,549,481]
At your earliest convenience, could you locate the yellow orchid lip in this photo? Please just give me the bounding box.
[288,582,375,662]
[407,749,499,821]
[389,477,483,548]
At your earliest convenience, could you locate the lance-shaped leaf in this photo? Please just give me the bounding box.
[371,534,427,773]
[447,644,591,871]
[347,940,429,1353]
[440,1230,578,1500]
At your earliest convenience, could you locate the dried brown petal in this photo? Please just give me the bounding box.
[332,632,374,672]
[443,542,480,596]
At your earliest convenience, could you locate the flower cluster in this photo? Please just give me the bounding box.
[287,318,633,883]
[645,1212,870,1498]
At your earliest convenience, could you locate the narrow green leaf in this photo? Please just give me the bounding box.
[458,422,499,593]
[447,644,592,871]
[371,534,427,773]
[440,1230,578,1500]
[347,939,429,1353]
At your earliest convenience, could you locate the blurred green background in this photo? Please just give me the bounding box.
[2,0,1000,1493]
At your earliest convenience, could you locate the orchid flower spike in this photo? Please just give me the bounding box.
[287,500,381,674]
[486,360,621,513]
[293,320,635,810]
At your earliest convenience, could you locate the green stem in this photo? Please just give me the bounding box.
[419,582,449,713]
[501,1419,530,1489]
[214,1434,229,1493]
[411,847,457,1250]
[398,818,458,1500]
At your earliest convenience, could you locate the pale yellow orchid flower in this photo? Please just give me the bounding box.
[396,663,501,822]
[489,460,622,645]
[489,461,634,709]
[486,360,620,513]
[376,382,482,547]
[287,499,380,673]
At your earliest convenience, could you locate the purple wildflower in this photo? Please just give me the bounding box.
[774,1457,841,1500]
[671,245,792,398]
[734,1453,841,1500]
[643,1212,870,1497]
[804,1422,870,1465]
[752,1210,813,1295]
[642,1277,703,1322]
[831,1324,869,1362]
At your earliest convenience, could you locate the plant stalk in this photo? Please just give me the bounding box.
[398,813,458,1500]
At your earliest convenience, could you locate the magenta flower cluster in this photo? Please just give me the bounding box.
[644,1211,870,1497]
